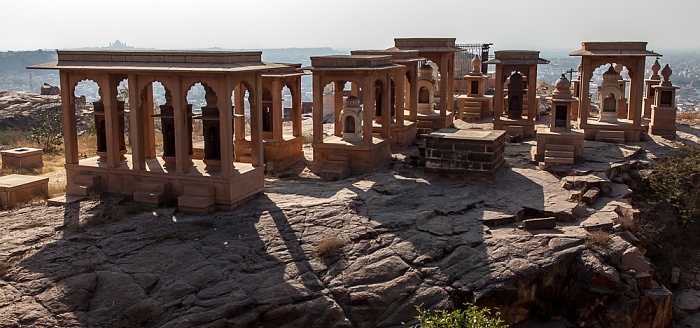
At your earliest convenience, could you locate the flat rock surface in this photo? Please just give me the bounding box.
[0,113,694,327]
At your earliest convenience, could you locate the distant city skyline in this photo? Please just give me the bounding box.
[2,0,699,52]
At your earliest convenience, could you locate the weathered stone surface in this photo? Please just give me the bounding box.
[522,217,557,230]
[581,187,600,205]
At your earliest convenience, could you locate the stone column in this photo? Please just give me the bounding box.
[250,73,264,167]
[220,76,234,177]
[493,65,504,121]
[271,78,283,142]
[102,74,120,168]
[362,77,374,148]
[528,65,538,122]
[128,73,144,171]
[144,82,156,158]
[334,80,344,137]
[629,59,645,126]
[292,82,302,137]
[438,56,448,118]
[61,71,79,165]
[381,75,391,138]
[394,68,405,127]
[446,54,455,117]
[312,74,324,144]
[409,63,418,122]
[172,75,189,174]
[579,59,592,126]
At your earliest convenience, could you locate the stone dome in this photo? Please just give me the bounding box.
[552,74,573,99]
[660,64,673,86]
[613,63,624,74]
[345,95,360,107]
[603,65,619,84]
[470,55,481,74]
[650,58,661,80]
[419,63,434,79]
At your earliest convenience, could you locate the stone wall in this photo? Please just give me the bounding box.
[423,128,505,181]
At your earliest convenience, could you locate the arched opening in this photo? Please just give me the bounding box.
[603,94,617,112]
[262,88,273,135]
[139,81,169,161]
[188,82,220,168]
[205,125,220,160]
[419,87,430,103]
[115,79,129,157]
[554,105,568,127]
[73,79,101,159]
[344,116,355,133]
[232,82,254,163]
[374,80,384,118]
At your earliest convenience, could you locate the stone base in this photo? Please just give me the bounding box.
[494,117,536,138]
[0,147,43,169]
[263,136,304,171]
[456,95,493,120]
[581,119,644,142]
[371,121,418,148]
[415,111,454,131]
[534,129,585,164]
[66,155,264,211]
[0,174,49,208]
[423,128,505,181]
[313,136,391,176]
[649,106,677,139]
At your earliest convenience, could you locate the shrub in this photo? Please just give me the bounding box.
[585,231,611,248]
[316,237,345,257]
[409,303,506,328]
[28,106,63,153]
[645,145,700,224]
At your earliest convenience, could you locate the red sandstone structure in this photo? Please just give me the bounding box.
[569,42,660,142]
[391,38,461,132]
[309,55,402,179]
[649,64,679,139]
[456,55,493,122]
[486,50,549,138]
[30,50,294,213]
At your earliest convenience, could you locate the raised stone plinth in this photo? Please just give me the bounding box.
[423,128,505,181]
[0,174,49,208]
[1,147,43,169]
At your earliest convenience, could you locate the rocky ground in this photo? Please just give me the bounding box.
[2,93,700,327]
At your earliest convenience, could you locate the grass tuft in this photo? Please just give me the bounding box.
[316,237,346,257]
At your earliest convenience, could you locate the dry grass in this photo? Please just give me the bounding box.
[0,258,18,278]
[48,182,66,198]
[586,231,612,248]
[316,237,346,257]
[77,133,98,158]
[677,111,700,120]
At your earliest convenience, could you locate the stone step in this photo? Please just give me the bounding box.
[133,190,166,206]
[460,113,481,122]
[73,173,100,186]
[545,144,575,152]
[66,183,94,196]
[324,160,348,172]
[178,194,215,208]
[544,150,574,158]
[328,152,350,162]
[183,184,216,197]
[139,179,169,193]
[596,130,626,143]
[544,156,574,164]
[47,194,85,206]
[178,195,215,214]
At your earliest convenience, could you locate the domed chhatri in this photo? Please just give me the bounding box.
[345,95,360,107]
[603,65,619,83]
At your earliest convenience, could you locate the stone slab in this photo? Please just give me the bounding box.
[522,217,557,230]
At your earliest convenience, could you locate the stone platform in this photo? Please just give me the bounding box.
[423,128,505,181]
[0,174,49,208]
[1,147,43,169]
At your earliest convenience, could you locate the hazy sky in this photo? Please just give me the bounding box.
[2,0,698,52]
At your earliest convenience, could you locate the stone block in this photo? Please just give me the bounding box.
[0,174,49,208]
[0,147,43,169]
[582,187,601,205]
[522,217,557,230]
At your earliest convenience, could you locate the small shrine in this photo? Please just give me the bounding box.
[309,55,399,179]
[351,49,421,147]
[643,58,662,118]
[456,55,493,122]
[649,64,679,139]
[569,41,660,142]
[596,65,626,123]
[392,38,461,131]
[534,74,584,165]
[486,50,549,138]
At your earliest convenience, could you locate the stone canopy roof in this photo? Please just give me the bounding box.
[28,50,288,73]
[569,42,661,57]
[484,50,550,65]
